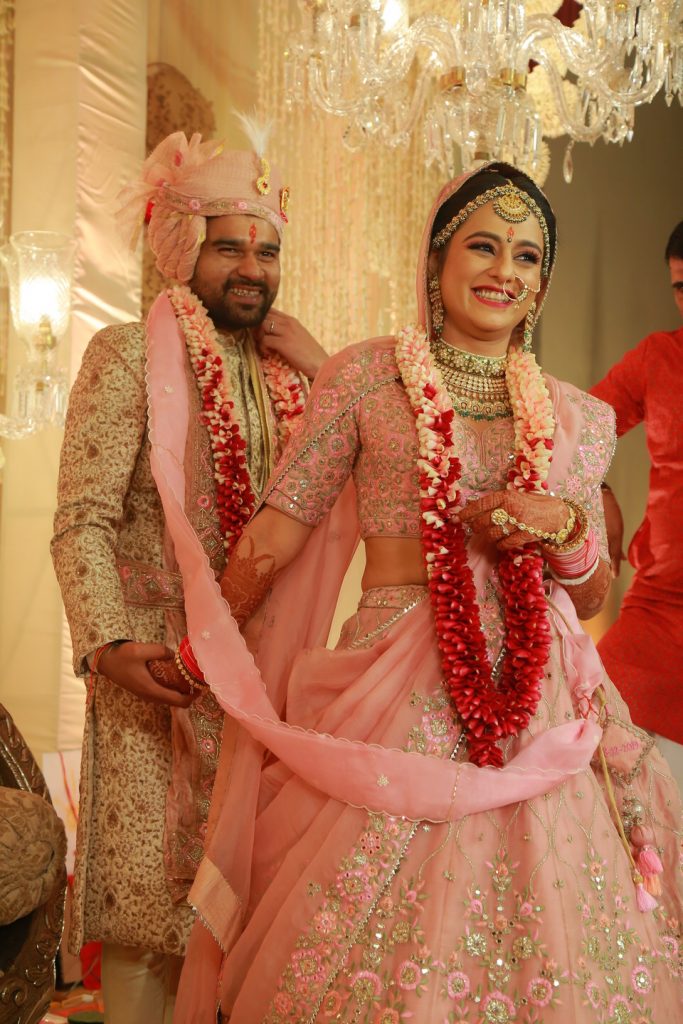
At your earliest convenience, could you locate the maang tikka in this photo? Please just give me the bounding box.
[428,274,444,337]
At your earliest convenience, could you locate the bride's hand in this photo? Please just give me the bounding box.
[456,490,574,552]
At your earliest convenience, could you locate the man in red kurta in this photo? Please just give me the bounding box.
[591,221,683,766]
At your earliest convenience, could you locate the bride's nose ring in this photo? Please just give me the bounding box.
[502,277,529,306]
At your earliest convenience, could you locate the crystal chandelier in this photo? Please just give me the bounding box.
[0,231,75,439]
[285,0,683,183]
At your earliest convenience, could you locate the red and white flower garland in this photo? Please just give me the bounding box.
[167,285,305,553]
[261,351,306,446]
[396,326,555,768]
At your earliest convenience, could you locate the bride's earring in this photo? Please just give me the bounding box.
[428,274,444,337]
[523,301,537,352]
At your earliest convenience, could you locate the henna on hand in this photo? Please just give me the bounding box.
[219,533,277,626]
[566,557,611,620]
[147,656,192,695]
[458,490,572,550]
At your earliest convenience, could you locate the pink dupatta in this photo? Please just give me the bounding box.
[146,291,602,945]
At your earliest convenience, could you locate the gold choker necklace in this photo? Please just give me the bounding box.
[430,339,511,421]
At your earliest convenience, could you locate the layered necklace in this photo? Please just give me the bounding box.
[167,285,306,554]
[430,337,511,421]
[396,325,555,768]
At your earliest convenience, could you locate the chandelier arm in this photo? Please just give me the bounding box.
[378,65,436,144]
[307,60,369,117]
[379,16,461,80]
[524,10,671,104]
[529,52,606,144]
[0,413,36,439]
[521,17,613,78]
[525,15,670,142]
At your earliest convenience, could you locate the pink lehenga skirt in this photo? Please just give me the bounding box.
[218,585,682,1023]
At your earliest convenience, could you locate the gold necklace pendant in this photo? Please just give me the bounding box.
[430,340,512,421]
[430,338,508,378]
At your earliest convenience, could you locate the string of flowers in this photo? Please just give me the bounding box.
[396,325,554,768]
[261,351,306,446]
[167,285,306,552]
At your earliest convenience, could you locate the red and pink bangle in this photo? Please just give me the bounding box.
[546,528,600,585]
[177,634,206,684]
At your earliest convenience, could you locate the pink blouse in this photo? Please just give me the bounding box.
[265,337,614,551]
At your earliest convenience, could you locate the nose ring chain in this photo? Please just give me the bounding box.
[502,275,540,307]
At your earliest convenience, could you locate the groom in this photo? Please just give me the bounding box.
[51,129,325,1024]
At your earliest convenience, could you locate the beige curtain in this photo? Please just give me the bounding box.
[0,0,146,757]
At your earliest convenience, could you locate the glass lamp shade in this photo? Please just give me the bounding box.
[0,231,75,364]
[0,231,75,439]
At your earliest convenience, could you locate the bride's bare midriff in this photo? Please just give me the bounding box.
[362,536,429,590]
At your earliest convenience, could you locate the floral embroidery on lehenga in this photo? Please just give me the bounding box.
[260,623,681,1023]
[264,687,462,1024]
[267,812,679,1023]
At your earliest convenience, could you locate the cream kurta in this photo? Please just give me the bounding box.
[51,317,280,954]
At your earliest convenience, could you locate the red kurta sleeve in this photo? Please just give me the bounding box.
[589,336,649,437]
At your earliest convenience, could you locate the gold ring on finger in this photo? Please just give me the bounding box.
[490,507,509,527]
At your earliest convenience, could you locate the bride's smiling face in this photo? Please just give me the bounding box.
[432,200,545,356]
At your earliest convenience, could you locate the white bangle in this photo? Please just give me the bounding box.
[549,553,600,587]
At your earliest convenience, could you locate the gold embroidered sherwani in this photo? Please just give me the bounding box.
[52,316,285,953]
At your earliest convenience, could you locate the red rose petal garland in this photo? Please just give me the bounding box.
[396,326,554,768]
[167,285,306,553]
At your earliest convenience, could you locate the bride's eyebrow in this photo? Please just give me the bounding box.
[463,230,542,254]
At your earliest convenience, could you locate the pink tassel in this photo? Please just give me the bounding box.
[635,882,658,912]
[637,846,663,876]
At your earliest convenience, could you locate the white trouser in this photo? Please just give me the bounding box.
[101,942,182,1024]
[655,733,683,792]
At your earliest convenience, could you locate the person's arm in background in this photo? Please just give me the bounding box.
[598,481,626,578]
[590,337,648,578]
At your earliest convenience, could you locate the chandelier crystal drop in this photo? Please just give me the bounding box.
[285,0,683,183]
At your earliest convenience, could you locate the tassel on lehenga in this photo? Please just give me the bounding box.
[597,738,663,913]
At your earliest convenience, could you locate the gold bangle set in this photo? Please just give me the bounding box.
[490,499,588,549]
[546,500,590,553]
[174,649,205,693]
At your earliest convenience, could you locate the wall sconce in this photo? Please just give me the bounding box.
[0,230,75,439]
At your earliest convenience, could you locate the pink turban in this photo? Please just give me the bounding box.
[117,131,289,283]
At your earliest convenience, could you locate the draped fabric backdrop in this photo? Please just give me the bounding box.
[0,0,680,761]
[0,0,13,402]
[0,0,146,757]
